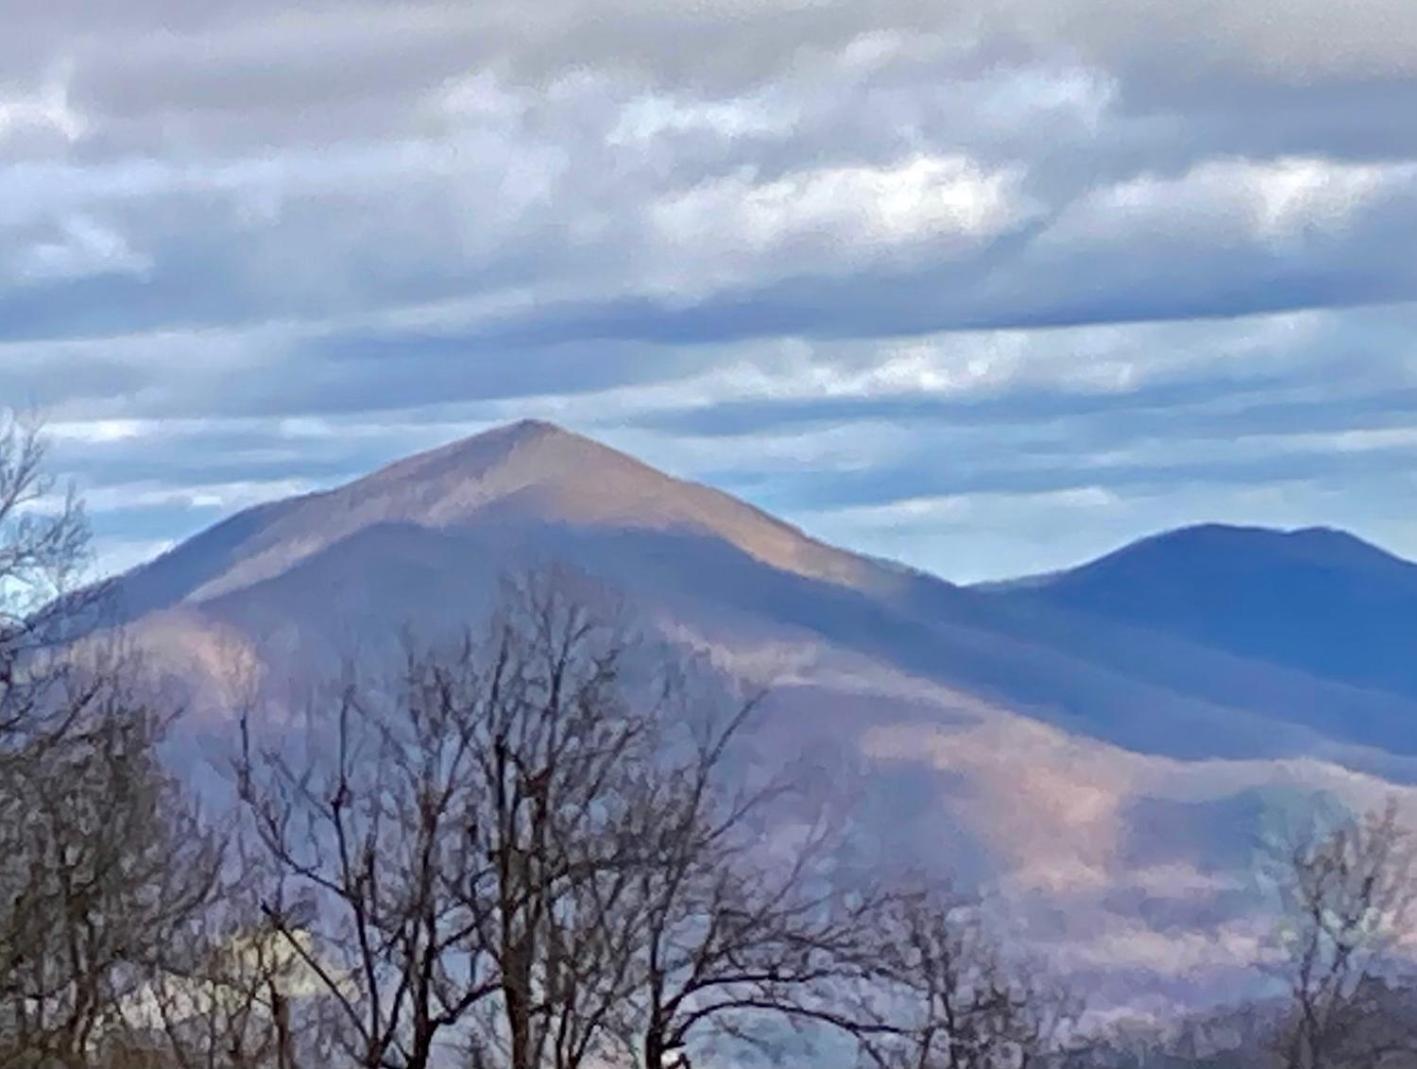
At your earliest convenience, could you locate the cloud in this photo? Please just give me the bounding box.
[8,215,151,283]
[0,0,1414,583]
[1000,0,1417,83]
[0,67,85,145]
[1049,157,1417,245]
[647,154,1034,294]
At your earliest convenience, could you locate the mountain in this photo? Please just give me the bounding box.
[105,420,1417,1009]
[114,418,880,617]
[975,523,1417,701]
[113,421,1417,769]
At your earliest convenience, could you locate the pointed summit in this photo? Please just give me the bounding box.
[505,416,567,438]
[356,416,601,495]
[115,419,876,614]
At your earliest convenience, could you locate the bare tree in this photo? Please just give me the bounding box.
[237,648,502,1069]
[614,685,895,1069]
[863,890,1077,1069]
[0,411,100,752]
[458,572,651,1069]
[242,570,1069,1069]
[0,414,303,1069]
[0,672,225,1067]
[238,568,671,1069]
[1269,800,1417,1069]
[456,573,902,1069]
[239,569,896,1069]
[113,848,329,1069]
[0,415,238,1067]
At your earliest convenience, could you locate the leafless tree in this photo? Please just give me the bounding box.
[0,673,225,1067]
[111,846,329,1069]
[862,890,1078,1069]
[239,568,914,1069]
[0,414,231,1066]
[455,573,907,1069]
[238,568,691,1069]
[613,684,896,1069]
[1269,799,1417,1069]
[0,414,299,1069]
[454,572,652,1069]
[0,411,101,754]
[237,647,502,1069]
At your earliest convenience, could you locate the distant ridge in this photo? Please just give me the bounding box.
[979,522,1417,700]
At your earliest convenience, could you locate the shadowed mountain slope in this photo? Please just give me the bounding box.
[105,420,1417,1007]
[979,523,1417,702]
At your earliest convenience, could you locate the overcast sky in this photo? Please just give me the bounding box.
[4,0,1417,582]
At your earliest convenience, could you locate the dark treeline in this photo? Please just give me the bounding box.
[2,417,1415,1069]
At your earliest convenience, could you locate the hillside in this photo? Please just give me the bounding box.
[105,420,1417,1009]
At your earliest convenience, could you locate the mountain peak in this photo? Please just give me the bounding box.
[506,416,568,437]
[359,417,603,491]
[115,419,878,613]
[472,417,573,448]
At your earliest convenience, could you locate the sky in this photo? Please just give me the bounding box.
[4,0,1417,583]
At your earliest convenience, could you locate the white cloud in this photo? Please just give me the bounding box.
[676,155,1025,247]
[46,418,150,444]
[80,478,318,514]
[0,67,85,144]
[9,215,150,283]
[608,89,799,145]
[814,486,1121,531]
[1050,156,1417,249]
[649,154,1033,290]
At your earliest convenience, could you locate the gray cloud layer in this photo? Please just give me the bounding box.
[4,0,1416,579]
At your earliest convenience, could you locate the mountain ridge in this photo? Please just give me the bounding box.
[107,421,1417,766]
[101,419,1417,1008]
[980,519,1417,701]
